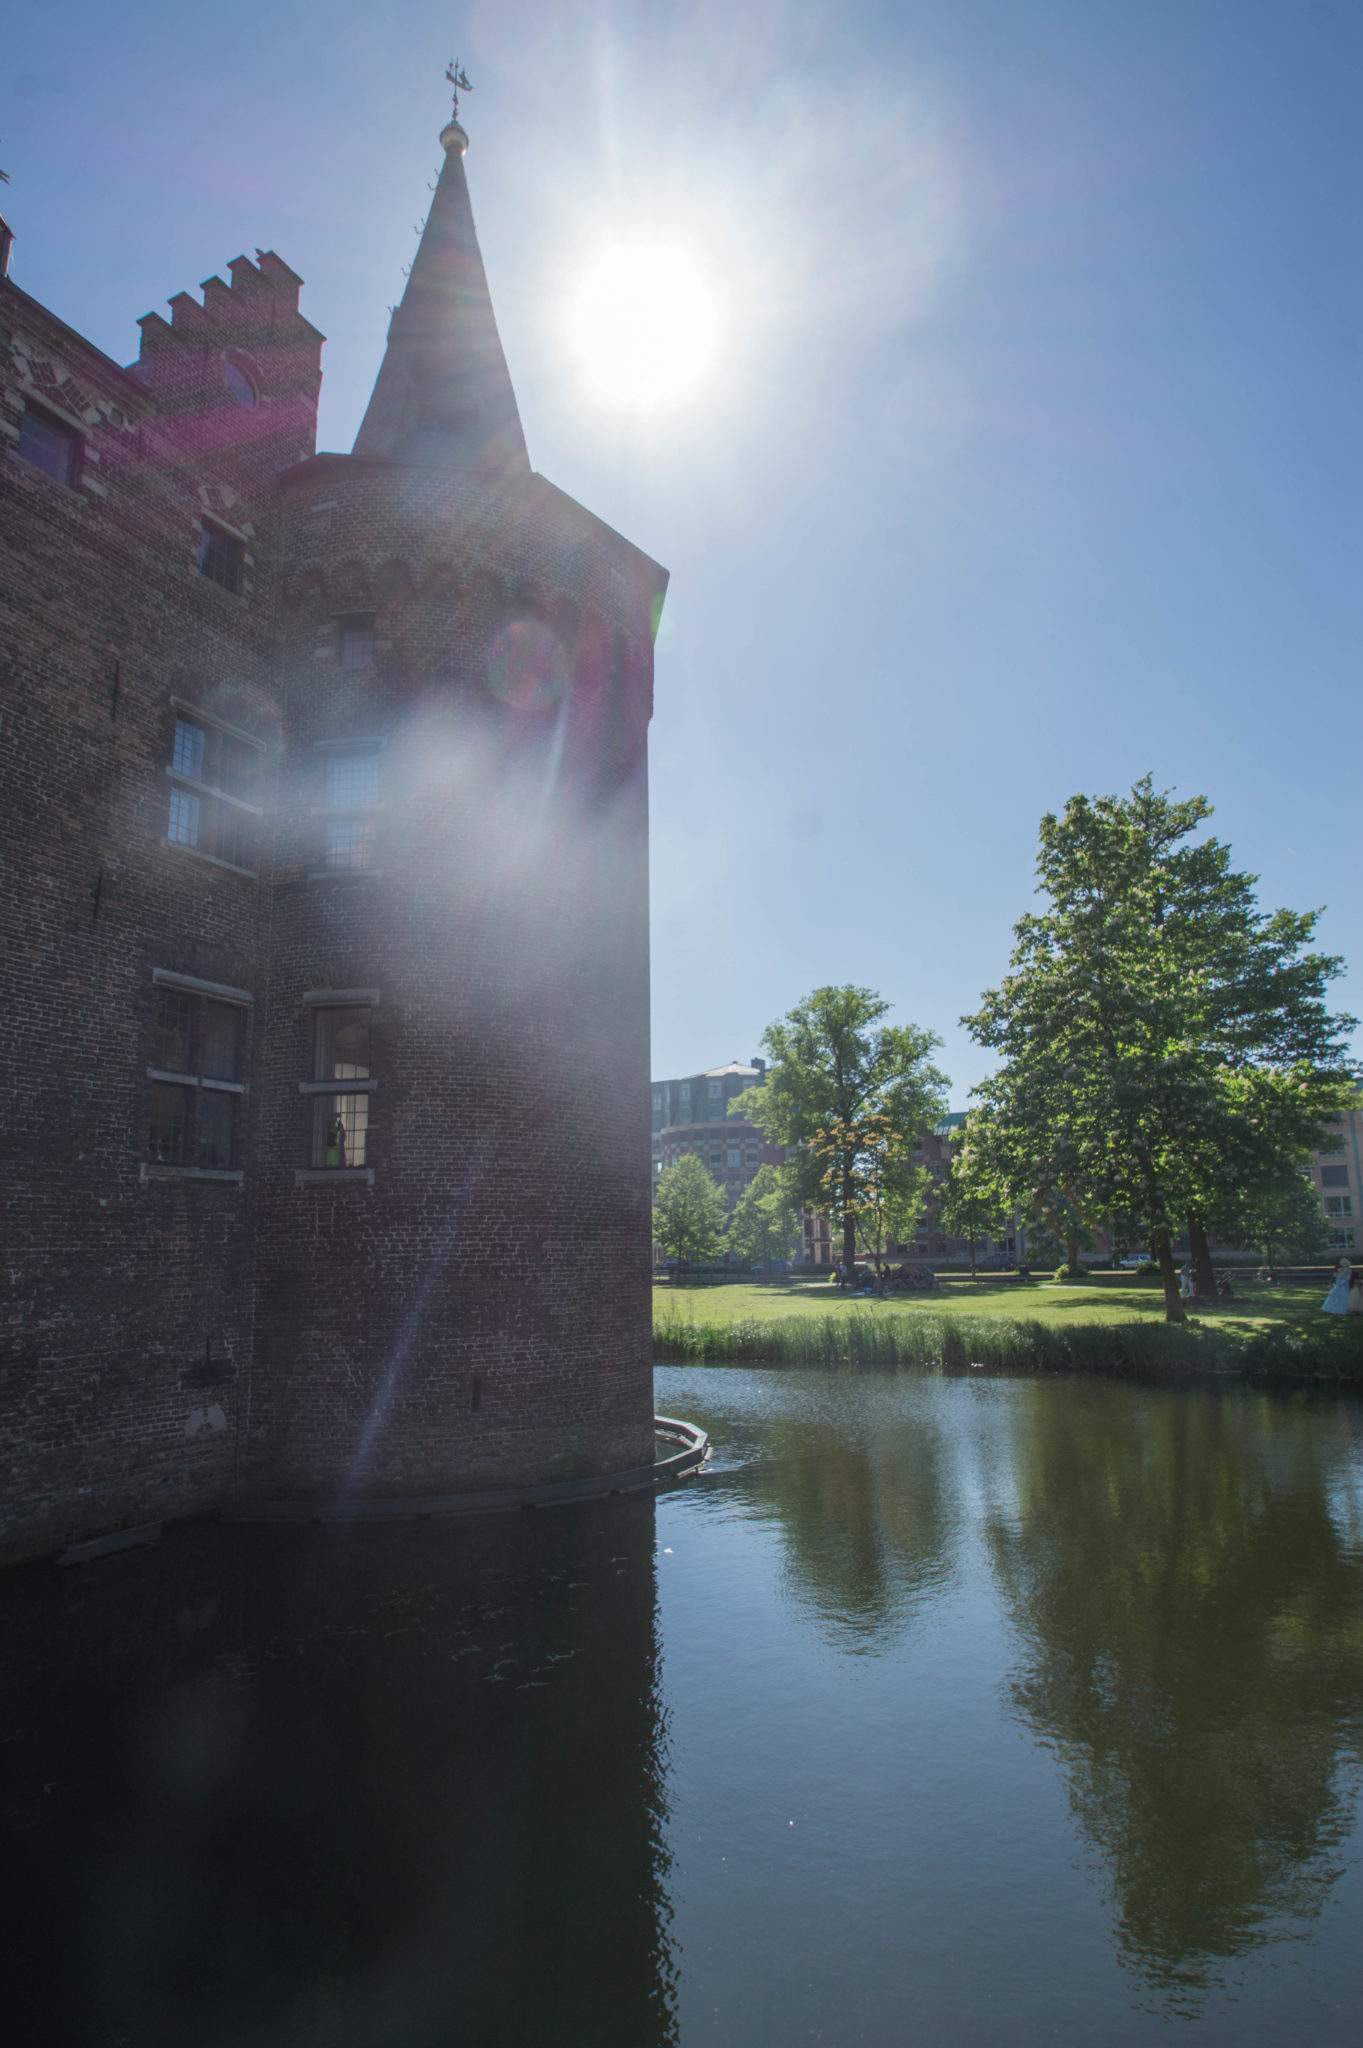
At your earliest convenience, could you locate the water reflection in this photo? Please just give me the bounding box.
[987,1385,1363,1998]
[741,1390,959,1652]
[0,1500,675,2048]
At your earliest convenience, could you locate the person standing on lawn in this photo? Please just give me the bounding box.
[1322,1259,1353,1314]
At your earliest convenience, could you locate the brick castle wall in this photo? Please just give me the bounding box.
[0,247,663,1560]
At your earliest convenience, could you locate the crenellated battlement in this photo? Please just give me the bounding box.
[139,249,310,354]
[131,248,324,491]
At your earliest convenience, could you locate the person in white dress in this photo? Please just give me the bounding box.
[1322,1259,1353,1314]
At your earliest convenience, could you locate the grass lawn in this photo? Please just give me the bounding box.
[652,1274,1361,1379]
[654,1274,1329,1338]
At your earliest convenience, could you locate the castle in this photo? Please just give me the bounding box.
[0,101,667,1563]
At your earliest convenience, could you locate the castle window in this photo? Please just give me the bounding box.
[199,519,245,594]
[325,753,379,809]
[17,401,81,488]
[146,980,248,1172]
[222,355,258,410]
[165,707,263,873]
[318,744,381,872]
[325,817,377,872]
[338,616,375,668]
[309,1004,373,1168]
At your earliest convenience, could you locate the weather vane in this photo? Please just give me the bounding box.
[445,61,472,119]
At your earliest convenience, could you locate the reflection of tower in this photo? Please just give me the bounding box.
[246,109,669,1499]
[0,1502,676,2043]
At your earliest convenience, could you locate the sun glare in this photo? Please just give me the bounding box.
[566,238,726,415]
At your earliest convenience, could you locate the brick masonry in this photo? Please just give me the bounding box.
[0,166,667,1562]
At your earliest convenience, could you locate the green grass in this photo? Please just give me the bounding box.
[652,1276,1363,1381]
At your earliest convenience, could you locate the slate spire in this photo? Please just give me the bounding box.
[352,109,530,476]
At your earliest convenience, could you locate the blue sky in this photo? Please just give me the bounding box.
[6,0,1359,1102]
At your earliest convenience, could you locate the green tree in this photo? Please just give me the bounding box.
[727,1165,800,1278]
[810,1105,928,1289]
[963,779,1354,1323]
[731,986,948,1275]
[651,1155,728,1276]
[934,1133,1012,1277]
[1217,1169,1329,1278]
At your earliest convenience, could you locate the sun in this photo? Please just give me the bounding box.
[565,237,726,415]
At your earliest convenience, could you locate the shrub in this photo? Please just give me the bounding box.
[1053,1262,1087,1281]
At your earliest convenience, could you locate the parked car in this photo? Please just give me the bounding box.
[1118,1252,1152,1268]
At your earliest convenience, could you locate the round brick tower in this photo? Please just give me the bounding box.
[243,110,666,1501]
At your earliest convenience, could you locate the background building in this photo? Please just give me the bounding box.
[651,1060,785,1212]
[1308,1086,1362,1252]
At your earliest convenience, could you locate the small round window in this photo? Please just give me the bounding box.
[223,356,258,411]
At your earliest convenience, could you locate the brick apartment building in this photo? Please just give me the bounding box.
[1309,1085,1362,1252]
[651,1060,785,1210]
[0,98,667,1563]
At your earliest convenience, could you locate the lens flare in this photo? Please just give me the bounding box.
[566,238,726,414]
[487,620,569,713]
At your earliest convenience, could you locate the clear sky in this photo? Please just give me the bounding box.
[6,0,1359,1104]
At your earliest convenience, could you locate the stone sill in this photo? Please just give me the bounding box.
[294,1168,375,1187]
[141,1162,244,1185]
[306,868,383,884]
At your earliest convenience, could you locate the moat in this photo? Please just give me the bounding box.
[3,1367,1361,2045]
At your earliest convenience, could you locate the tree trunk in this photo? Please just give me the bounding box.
[969,1233,977,1278]
[1152,1227,1186,1322]
[1187,1216,1216,1299]
[843,1173,857,1276]
[1065,1232,1079,1269]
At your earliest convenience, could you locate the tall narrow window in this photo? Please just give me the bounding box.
[165,706,263,872]
[310,1005,372,1167]
[17,401,81,487]
[146,982,248,1171]
[338,616,375,669]
[199,520,245,594]
[318,745,380,873]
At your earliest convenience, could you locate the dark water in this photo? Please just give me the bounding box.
[3,1371,1362,2045]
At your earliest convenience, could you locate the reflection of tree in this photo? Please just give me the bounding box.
[752,1404,959,1651]
[989,1385,1363,1995]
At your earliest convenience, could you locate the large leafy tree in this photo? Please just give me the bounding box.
[963,778,1354,1323]
[652,1155,728,1276]
[934,1140,1013,1278]
[727,1165,800,1277]
[809,1105,928,1288]
[1216,1170,1330,1279]
[731,986,948,1275]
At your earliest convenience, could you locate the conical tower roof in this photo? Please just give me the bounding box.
[352,113,530,477]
